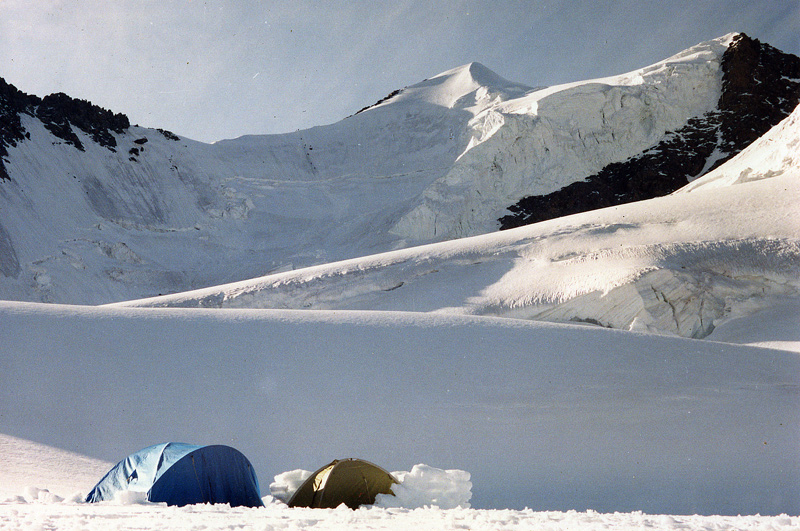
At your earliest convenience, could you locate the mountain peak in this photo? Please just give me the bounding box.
[357,61,533,114]
[449,62,513,86]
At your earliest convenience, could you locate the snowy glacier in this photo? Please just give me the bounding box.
[0,33,798,530]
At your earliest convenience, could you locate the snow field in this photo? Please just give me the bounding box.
[115,165,800,343]
[1,503,798,531]
[0,435,111,501]
[1,302,798,515]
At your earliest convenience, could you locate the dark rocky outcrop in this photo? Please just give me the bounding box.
[717,33,800,150]
[37,92,129,151]
[0,80,130,180]
[0,78,37,180]
[353,88,404,115]
[157,128,180,141]
[499,34,800,230]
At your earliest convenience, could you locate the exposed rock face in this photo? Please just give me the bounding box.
[0,78,36,180]
[36,92,129,151]
[499,34,800,230]
[0,81,130,180]
[353,88,403,115]
[718,33,800,150]
[157,128,181,141]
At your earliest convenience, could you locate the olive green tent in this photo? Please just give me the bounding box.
[287,458,398,509]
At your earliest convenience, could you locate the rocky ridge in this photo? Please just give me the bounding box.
[0,82,134,180]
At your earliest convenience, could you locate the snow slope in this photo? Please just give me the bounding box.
[0,63,501,304]
[0,434,110,502]
[1,302,798,516]
[677,95,800,192]
[392,35,733,241]
[114,104,800,342]
[0,35,745,305]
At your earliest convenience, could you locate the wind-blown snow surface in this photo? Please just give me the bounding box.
[1,303,798,519]
[0,35,736,305]
[2,503,798,531]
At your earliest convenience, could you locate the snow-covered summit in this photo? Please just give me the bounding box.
[496,33,799,230]
[395,33,800,240]
[366,62,534,111]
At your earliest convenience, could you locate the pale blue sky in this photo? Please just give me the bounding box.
[1,0,797,142]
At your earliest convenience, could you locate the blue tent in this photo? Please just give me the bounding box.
[86,443,263,507]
